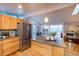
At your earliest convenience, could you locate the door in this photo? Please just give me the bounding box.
[26,24,31,49]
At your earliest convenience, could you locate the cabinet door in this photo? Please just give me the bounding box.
[0,15,2,29]
[31,41,52,56]
[3,38,19,56]
[2,15,11,29]
[11,17,17,29]
[52,46,64,56]
[17,19,23,23]
[0,41,2,56]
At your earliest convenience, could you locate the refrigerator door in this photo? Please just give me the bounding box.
[18,21,31,51]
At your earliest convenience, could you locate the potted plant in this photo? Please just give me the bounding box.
[50,32,57,40]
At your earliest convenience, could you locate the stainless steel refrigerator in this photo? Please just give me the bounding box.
[17,21,31,51]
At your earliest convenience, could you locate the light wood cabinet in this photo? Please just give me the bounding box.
[3,37,19,56]
[64,49,79,56]
[10,17,17,29]
[0,15,23,29]
[0,15,2,29]
[32,41,52,50]
[52,46,64,56]
[2,15,11,29]
[0,41,2,56]
[31,41,64,56]
[31,44,52,56]
[31,41,53,56]
[17,19,23,23]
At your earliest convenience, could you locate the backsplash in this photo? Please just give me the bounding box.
[0,30,18,39]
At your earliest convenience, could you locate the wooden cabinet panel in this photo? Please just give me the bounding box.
[0,15,2,29]
[1,15,6,29]
[32,41,52,50]
[10,17,17,29]
[0,15,23,29]
[3,38,19,56]
[2,15,11,29]
[31,41,52,56]
[0,41,2,56]
[32,41,65,56]
[64,49,79,56]
[31,44,52,56]
[17,19,23,23]
[52,46,64,56]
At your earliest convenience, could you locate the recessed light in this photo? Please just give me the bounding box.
[18,5,22,9]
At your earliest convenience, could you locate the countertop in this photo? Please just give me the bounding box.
[0,36,19,41]
[32,37,65,48]
[32,36,79,55]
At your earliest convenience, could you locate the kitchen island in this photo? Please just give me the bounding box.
[31,36,79,56]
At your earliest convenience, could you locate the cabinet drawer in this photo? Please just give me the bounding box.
[3,38,19,43]
[32,41,52,50]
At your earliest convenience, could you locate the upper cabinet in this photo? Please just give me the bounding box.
[0,15,2,29]
[0,14,23,30]
[17,19,23,23]
[2,15,11,29]
[10,17,17,29]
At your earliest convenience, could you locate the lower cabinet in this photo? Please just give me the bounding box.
[31,43,52,56]
[31,41,64,56]
[3,37,19,56]
[0,41,2,56]
[52,46,64,56]
[64,49,79,56]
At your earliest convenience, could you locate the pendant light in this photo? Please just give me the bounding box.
[44,3,48,23]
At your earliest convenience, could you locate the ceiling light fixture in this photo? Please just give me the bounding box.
[44,3,48,23]
[18,5,22,9]
[44,16,48,22]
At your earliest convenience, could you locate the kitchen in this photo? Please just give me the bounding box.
[0,3,79,56]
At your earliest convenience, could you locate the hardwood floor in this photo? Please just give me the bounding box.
[9,47,42,56]
[9,48,30,56]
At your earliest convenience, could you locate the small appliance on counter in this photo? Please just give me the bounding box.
[9,31,18,37]
[0,32,10,39]
[0,30,17,39]
[0,32,3,39]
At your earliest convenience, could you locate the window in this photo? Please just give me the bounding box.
[72,4,79,15]
[50,25,63,38]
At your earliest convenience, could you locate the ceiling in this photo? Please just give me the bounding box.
[0,3,77,24]
[31,4,76,25]
[0,3,75,16]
